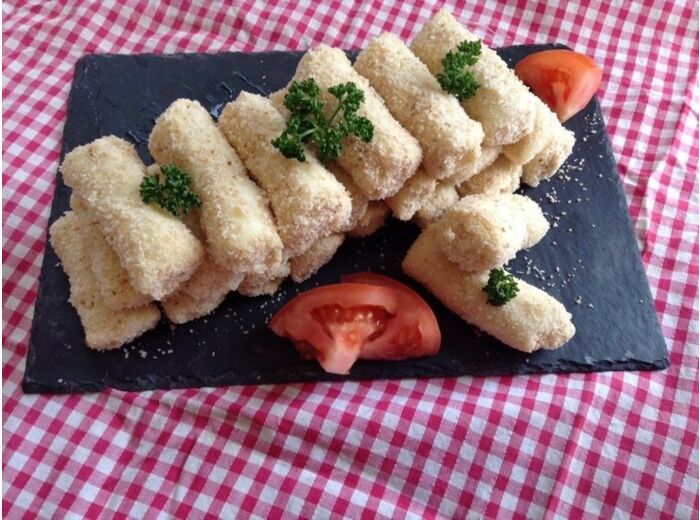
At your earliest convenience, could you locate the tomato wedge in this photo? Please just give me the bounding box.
[514,49,602,123]
[269,275,441,374]
[340,272,441,360]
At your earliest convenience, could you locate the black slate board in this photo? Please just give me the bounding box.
[22,44,668,394]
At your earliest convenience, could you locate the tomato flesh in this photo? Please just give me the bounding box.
[341,272,441,359]
[514,49,602,123]
[269,283,398,374]
[269,275,441,374]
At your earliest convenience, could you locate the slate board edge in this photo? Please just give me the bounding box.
[23,358,669,395]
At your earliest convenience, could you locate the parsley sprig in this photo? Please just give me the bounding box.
[272,78,374,162]
[483,268,519,306]
[437,40,481,101]
[140,164,201,217]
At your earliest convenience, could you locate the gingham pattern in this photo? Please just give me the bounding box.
[3,0,698,517]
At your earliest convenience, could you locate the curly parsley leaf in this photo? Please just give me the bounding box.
[436,39,481,101]
[139,164,201,217]
[272,79,374,162]
[483,268,519,306]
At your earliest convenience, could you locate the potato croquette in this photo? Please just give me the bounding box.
[403,227,575,352]
[60,136,203,300]
[458,154,522,196]
[49,212,161,350]
[522,125,576,187]
[149,99,284,275]
[347,202,391,238]
[413,182,461,229]
[161,208,244,324]
[325,163,370,231]
[161,261,242,324]
[238,258,291,297]
[503,96,575,186]
[290,234,345,283]
[502,100,552,165]
[442,145,501,186]
[269,45,422,200]
[354,33,484,181]
[411,9,535,146]
[385,168,437,221]
[431,194,549,273]
[219,92,352,257]
[70,195,152,310]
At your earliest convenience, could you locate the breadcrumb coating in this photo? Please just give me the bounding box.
[502,100,552,165]
[161,209,243,324]
[402,227,575,352]
[290,234,345,283]
[269,45,422,200]
[413,182,460,228]
[324,163,370,231]
[502,95,575,186]
[49,212,160,350]
[70,195,152,310]
[149,99,284,275]
[60,136,203,300]
[522,125,576,187]
[354,33,484,181]
[458,154,521,196]
[219,92,352,257]
[442,145,501,186]
[385,168,437,221]
[347,202,390,238]
[411,9,535,146]
[431,194,549,272]
[238,257,291,297]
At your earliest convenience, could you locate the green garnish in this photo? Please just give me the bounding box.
[436,40,481,101]
[139,164,201,216]
[272,78,374,162]
[483,268,519,306]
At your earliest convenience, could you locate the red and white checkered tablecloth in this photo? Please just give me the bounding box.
[3,0,698,517]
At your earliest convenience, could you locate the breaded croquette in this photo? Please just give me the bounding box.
[49,212,161,350]
[347,202,391,238]
[219,92,352,257]
[503,96,575,186]
[442,145,501,186]
[385,168,437,221]
[269,44,422,200]
[161,260,242,324]
[430,194,549,273]
[502,100,553,165]
[238,258,291,297]
[412,182,461,229]
[160,208,244,324]
[149,99,284,275]
[522,125,576,187]
[354,33,484,181]
[70,195,152,310]
[458,154,521,196]
[402,227,575,352]
[324,163,370,231]
[60,136,203,300]
[290,234,346,283]
[411,9,535,146]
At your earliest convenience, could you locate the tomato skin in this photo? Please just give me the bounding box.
[269,275,442,374]
[514,50,602,123]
